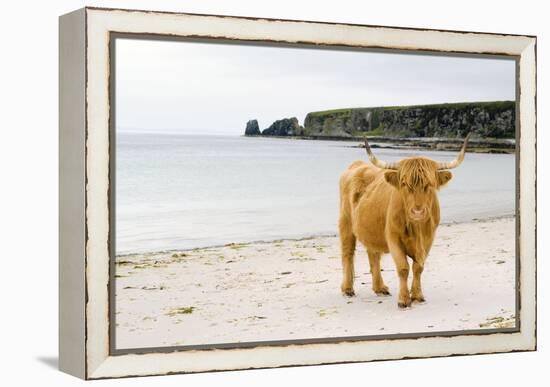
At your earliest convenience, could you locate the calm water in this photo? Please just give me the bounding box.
[116,133,515,254]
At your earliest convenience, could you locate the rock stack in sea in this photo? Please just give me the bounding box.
[244,119,261,135]
[261,117,303,137]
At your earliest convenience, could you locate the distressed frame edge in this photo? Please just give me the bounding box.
[517,37,537,350]
[86,5,537,39]
[82,7,537,380]
[59,7,87,380]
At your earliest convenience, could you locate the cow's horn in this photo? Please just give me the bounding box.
[437,132,472,170]
[364,137,399,170]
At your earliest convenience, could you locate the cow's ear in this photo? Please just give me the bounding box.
[384,170,399,187]
[436,171,453,188]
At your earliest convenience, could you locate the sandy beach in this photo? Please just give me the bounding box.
[114,217,516,350]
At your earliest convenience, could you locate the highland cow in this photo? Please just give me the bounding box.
[339,134,470,307]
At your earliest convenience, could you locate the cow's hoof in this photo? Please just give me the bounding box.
[342,288,356,297]
[411,295,425,303]
[397,299,412,308]
[374,286,391,296]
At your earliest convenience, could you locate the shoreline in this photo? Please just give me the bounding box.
[243,134,516,154]
[116,214,516,258]
[114,216,516,349]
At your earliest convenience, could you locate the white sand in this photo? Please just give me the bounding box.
[114,217,516,350]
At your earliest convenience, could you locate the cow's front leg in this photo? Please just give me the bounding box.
[389,243,411,308]
[411,260,425,303]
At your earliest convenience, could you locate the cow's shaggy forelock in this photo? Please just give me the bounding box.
[398,158,438,189]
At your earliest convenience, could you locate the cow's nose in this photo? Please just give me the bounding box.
[411,208,425,217]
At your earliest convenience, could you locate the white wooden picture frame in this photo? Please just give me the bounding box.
[59,7,536,380]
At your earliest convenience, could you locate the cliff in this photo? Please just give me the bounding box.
[303,101,515,139]
[245,101,515,140]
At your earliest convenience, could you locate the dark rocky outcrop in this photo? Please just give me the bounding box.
[244,119,261,135]
[261,117,304,136]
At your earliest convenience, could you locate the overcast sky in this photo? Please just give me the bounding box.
[115,38,516,135]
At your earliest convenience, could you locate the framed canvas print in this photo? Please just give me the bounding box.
[59,7,537,380]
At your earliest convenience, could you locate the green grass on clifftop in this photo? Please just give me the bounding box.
[307,100,515,118]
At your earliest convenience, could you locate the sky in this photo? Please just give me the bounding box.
[115,38,516,135]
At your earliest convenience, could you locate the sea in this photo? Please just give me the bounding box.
[116,133,515,254]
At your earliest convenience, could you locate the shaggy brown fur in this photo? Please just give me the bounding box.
[339,156,453,308]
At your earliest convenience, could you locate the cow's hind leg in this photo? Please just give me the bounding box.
[339,218,356,297]
[367,250,390,295]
